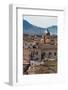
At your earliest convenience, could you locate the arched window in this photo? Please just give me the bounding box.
[49,52,51,55]
[41,52,46,59]
[54,52,56,56]
[48,52,52,58]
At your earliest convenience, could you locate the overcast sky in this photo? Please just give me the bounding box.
[23,15,57,28]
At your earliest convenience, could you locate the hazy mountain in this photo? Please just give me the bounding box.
[48,26,57,35]
[23,20,57,35]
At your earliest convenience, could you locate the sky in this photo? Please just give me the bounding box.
[23,15,57,28]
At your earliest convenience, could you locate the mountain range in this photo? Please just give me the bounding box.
[23,20,57,35]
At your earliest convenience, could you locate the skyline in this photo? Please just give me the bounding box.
[23,19,57,35]
[23,15,57,28]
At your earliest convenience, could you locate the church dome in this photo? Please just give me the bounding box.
[46,38,51,44]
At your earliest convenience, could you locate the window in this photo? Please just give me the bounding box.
[54,52,56,56]
[41,52,46,59]
[49,52,52,55]
[48,52,52,57]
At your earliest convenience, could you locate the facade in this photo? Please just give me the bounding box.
[23,29,57,65]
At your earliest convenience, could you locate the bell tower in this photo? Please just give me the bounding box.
[44,29,51,44]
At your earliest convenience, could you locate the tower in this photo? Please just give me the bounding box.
[44,28,51,44]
